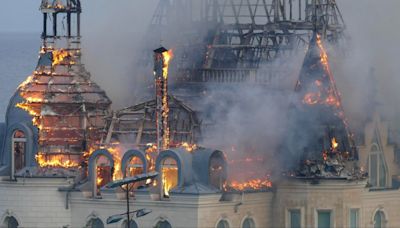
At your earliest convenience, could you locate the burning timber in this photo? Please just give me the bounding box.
[283,32,365,180]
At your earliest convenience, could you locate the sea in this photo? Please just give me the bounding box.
[0,32,40,122]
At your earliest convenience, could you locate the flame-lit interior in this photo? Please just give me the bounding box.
[95,156,112,193]
[225,155,272,191]
[126,157,145,188]
[15,44,110,170]
[161,157,178,197]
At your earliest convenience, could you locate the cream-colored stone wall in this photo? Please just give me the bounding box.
[70,191,272,228]
[273,178,368,228]
[2,175,400,228]
[0,177,73,228]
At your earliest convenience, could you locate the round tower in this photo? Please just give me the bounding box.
[2,0,111,175]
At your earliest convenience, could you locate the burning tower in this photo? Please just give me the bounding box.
[284,32,359,178]
[13,0,111,169]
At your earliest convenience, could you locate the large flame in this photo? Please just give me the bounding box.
[35,153,79,168]
[224,178,272,191]
[162,166,178,197]
[161,50,173,149]
[302,34,341,108]
[331,137,339,150]
[162,50,174,79]
[52,49,70,66]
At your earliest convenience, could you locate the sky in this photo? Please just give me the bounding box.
[0,1,42,33]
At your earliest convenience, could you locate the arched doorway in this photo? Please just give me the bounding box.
[12,130,26,178]
[3,216,19,228]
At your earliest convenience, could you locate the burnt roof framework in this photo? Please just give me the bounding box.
[145,0,345,85]
[15,0,111,161]
[103,96,201,149]
[283,32,360,179]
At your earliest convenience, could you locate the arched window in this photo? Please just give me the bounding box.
[3,216,19,228]
[373,210,386,228]
[122,219,138,228]
[126,156,145,189]
[86,218,104,228]
[95,155,113,195]
[209,152,226,190]
[155,220,172,228]
[242,218,255,228]
[161,157,178,198]
[12,130,26,176]
[126,156,144,176]
[216,220,230,228]
[369,144,387,188]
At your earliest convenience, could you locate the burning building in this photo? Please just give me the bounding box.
[1,1,400,228]
[283,32,361,179]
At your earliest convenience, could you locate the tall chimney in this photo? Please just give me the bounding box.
[153,47,173,151]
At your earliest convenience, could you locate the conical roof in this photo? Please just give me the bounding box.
[284,32,359,178]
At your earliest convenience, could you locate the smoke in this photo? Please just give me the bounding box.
[78,0,400,177]
[334,0,400,129]
[81,0,159,109]
[199,53,305,175]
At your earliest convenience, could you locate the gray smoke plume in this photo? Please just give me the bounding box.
[78,0,400,176]
[334,0,400,130]
[81,0,159,109]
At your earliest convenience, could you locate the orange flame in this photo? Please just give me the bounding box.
[35,153,79,168]
[331,137,339,150]
[52,49,70,66]
[162,166,178,197]
[179,142,197,152]
[162,50,174,79]
[225,178,272,191]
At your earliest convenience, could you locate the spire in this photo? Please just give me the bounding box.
[284,31,360,178]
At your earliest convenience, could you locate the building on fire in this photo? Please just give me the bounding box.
[0,0,400,228]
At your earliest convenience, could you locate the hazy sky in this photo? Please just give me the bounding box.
[0,1,42,33]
